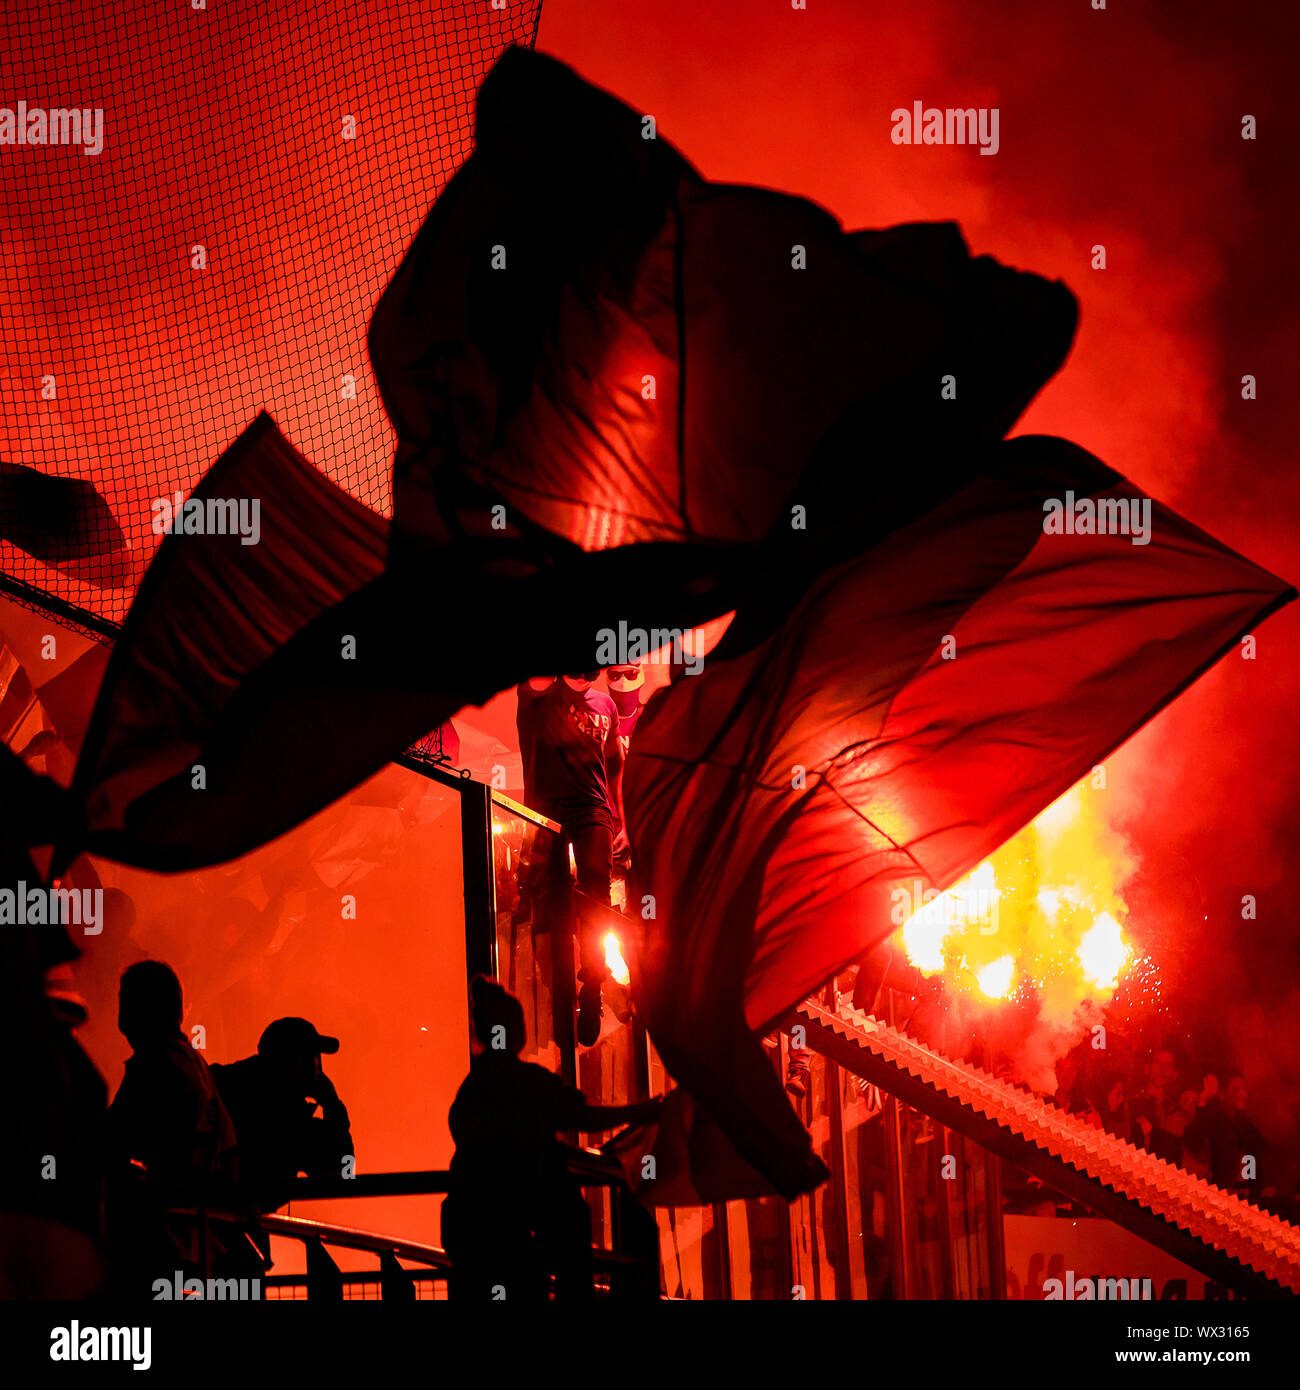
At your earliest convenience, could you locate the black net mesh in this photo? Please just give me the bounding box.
[0,0,542,632]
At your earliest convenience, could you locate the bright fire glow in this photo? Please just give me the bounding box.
[1078,910,1129,990]
[898,783,1137,1016]
[604,931,630,987]
[975,954,1015,998]
[901,860,999,973]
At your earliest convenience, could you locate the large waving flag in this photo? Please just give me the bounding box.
[621,437,1293,1198]
[0,50,1289,1202]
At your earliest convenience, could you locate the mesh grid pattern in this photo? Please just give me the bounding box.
[0,0,542,628]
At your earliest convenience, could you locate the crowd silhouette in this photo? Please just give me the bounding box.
[41,951,661,1299]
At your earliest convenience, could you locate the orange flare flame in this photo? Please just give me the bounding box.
[604,930,630,987]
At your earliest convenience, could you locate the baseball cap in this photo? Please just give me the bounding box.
[257,1017,340,1058]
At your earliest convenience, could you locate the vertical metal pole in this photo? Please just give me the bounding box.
[460,779,497,988]
[552,853,578,1092]
[712,1202,733,1300]
[882,989,909,1300]
[630,1014,651,1102]
[305,1237,343,1302]
[774,1197,795,1301]
[936,1125,955,1299]
[825,1058,853,1300]
[883,1096,908,1299]
[985,1149,1007,1299]
[979,1033,1007,1299]
[379,1252,413,1302]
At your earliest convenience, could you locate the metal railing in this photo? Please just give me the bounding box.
[162,1147,657,1301]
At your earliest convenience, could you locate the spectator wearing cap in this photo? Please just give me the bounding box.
[211,1017,354,1209]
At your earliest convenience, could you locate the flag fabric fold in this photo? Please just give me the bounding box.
[368,47,1078,566]
[66,411,392,869]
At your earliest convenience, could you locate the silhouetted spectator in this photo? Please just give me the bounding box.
[1181,1133,1214,1181]
[1192,1073,1265,1196]
[1083,1071,1137,1144]
[43,964,108,1247]
[602,661,646,883]
[1130,1047,1182,1161]
[1165,1085,1201,1143]
[108,961,236,1190]
[1051,1045,1090,1115]
[106,961,236,1291]
[516,673,625,1046]
[442,977,661,1301]
[212,1018,354,1206]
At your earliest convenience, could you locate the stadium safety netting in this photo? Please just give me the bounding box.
[0,0,542,637]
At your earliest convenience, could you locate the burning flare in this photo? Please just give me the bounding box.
[899,785,1135,1013]
[604,930,631,987]
[1078,910,1129,990]
[974,954,1015,999]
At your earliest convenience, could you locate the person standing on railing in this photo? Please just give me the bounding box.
[515,672,626,1047]
[442,977,661,1301]
[602,662,646,897]
[603,662,647,764]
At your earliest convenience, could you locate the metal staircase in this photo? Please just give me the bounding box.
[788,996,1300,1298]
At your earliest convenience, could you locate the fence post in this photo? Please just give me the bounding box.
[460,779,498,986]
[379,1251,413,1302]
[305,1236,343,1302]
